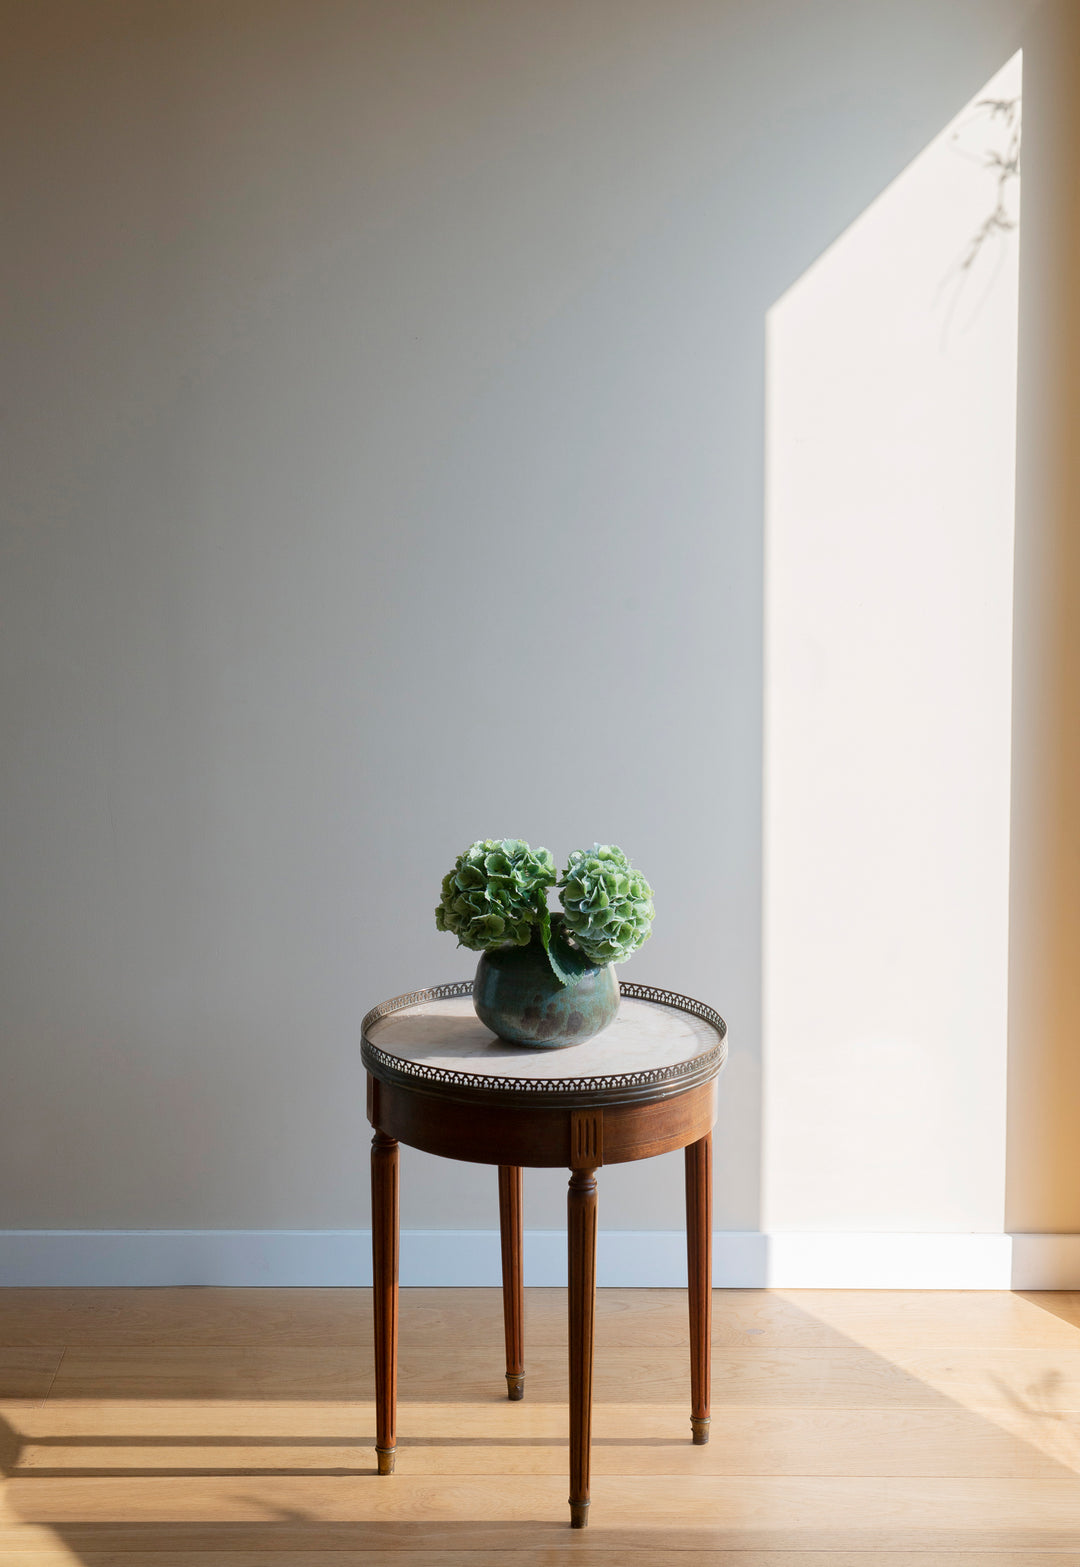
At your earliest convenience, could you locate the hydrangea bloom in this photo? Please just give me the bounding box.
[435,838,556,952]
[558,844,654,966]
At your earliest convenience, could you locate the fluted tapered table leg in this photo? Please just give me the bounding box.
[568,1166,598,1528]
[685,1130,712,1444]
[372,1130,399,1474]
[498,1164,525,1399]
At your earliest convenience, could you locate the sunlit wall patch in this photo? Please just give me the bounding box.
[762,55,1021,1235]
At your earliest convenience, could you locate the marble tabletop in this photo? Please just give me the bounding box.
[362,982,727,1100]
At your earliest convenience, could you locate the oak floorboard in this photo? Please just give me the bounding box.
[522,1286,1080,1350]
[4,1473,1080,1549]
[0,1290,373,1349]
[5,1286,1080,1350]
[4,1406,1073,1479]
[5,1288,1080,1558]
[6,1556,1080,1567]
[0,1350,64,1403]
[42,1341,1080,1410]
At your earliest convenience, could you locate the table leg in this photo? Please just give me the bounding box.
[567,1166,597,1528]
[685,1130,712,1444]
[498,1165,525,1400]
[372,1130,399,1475]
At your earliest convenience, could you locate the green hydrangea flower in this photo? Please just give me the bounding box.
[435,838,556,952]
[558,844,654,966]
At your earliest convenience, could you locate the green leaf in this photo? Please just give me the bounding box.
[544,926,594,988]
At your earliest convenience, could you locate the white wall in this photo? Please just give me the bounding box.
[762,57,1020,1234]
[2,0,1068,1270]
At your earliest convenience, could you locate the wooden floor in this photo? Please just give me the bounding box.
[2,1287,1080,1562]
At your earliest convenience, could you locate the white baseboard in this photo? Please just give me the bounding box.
[0,1229,1076,1288]
[1009,1232,1080,1290]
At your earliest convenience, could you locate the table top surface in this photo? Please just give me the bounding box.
[361,980,727,1106]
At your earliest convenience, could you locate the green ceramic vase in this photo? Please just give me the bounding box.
[473,933,619,1048]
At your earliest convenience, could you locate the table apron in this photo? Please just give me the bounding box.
[367,1073,718,1167]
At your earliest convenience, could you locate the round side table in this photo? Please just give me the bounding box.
[361,979,727,1529]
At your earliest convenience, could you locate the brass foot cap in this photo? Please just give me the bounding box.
[376,1447,396,1475]
[506,1373,525,1401]
[691,1416,711,1446]
[569,1500,590,1529]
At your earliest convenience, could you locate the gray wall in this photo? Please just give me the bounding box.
[1,0,1057,1239]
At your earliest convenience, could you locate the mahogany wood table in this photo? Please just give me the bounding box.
[361,979,728,1528]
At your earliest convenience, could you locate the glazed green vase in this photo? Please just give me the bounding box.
[473,935,619,1048]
